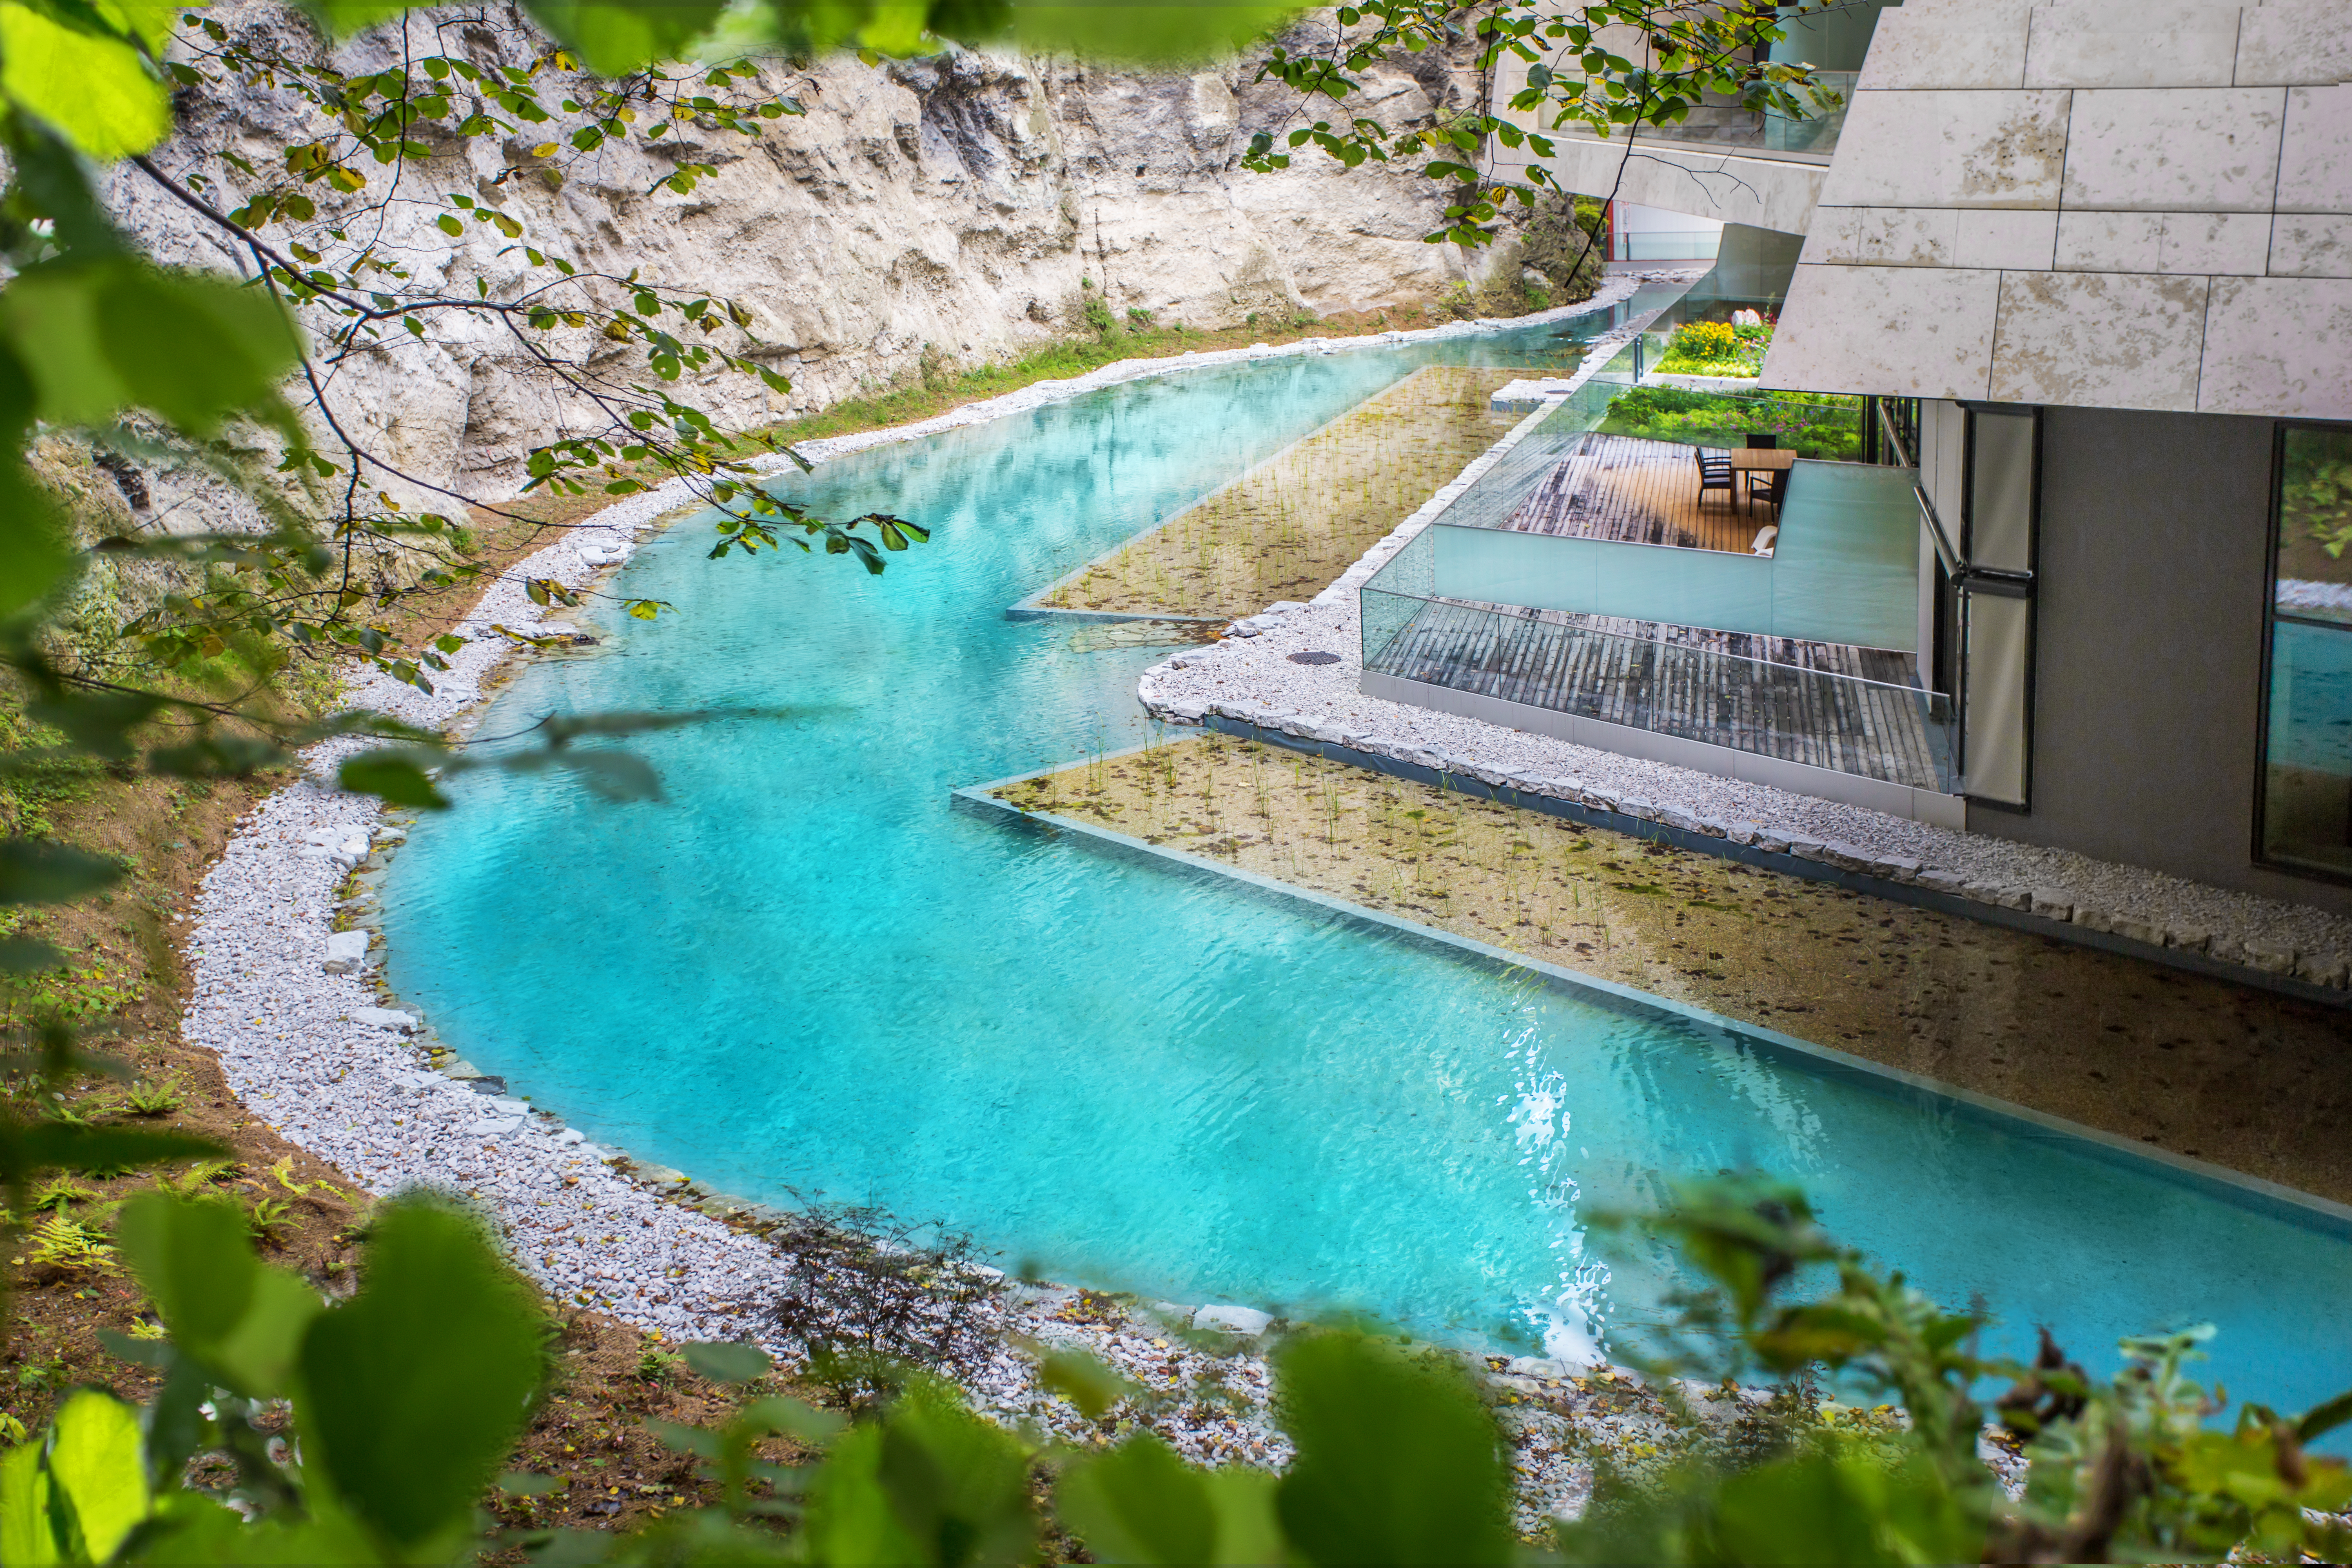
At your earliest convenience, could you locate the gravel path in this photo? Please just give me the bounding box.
[178,285,1715,1506]
[1134,396,2352,982]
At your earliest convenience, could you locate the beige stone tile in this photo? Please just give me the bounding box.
[1954,209,2061,269]
[1761,263,2000,399]
[1820,90,2072,209]
[2060,88,2287,211]
[2055,209,2164,270]
[2269,214,2352,279]
[2198,275,2352,418]
[2025,2,2241,89]
[1856,8,2031,90]
[1797,207,1857,266]
[2159,211,2273,274]
[2234,0,2352,87]
[1847,206,1959,266]
[1987,271,2211,409]
[2277,86,2352,215]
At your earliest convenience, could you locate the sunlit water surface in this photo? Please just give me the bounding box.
[383,316,2352,1411]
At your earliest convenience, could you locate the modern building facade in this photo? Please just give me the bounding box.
[1763,0,2352,915]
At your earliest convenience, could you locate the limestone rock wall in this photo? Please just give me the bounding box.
[114,4,1482,509]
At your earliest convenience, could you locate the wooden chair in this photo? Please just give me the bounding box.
[1695,448,1734,508]
[1746,464,1789,516]
[1742,432,1779,450]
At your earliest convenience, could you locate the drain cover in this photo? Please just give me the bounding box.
[1289,650,1342,666]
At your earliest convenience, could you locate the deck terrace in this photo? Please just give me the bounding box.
[1374,598,1947,791]
[1500,433,1773,554]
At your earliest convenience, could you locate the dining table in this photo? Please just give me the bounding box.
[1728,446,1796,516]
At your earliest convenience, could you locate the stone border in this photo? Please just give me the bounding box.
[954,753,2352,1238]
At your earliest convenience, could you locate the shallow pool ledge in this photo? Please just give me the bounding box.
[951,768,2352,1244]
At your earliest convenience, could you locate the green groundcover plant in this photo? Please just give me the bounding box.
[1,1176,2346,1564]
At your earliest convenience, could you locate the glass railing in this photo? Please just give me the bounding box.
[1765,72,1857,154]
[1623,71,1858,158]
[1361,575,1957,794]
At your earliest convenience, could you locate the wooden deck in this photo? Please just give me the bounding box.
[1373,599,1949,791]
[1499,434,1771,554]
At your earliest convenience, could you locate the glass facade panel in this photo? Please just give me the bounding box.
[2263,425,2352,875]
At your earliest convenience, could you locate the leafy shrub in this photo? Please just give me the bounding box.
[1079,295,1116,338]
[1602,385,1862,461]
[2,1178,2349,1564]
[1126,306,1154,327]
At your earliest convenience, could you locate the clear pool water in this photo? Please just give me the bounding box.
[382,317,2352,1413]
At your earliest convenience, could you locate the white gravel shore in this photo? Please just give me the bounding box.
[178,287,1704,1507]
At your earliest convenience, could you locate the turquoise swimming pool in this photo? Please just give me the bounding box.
[381,321,2352,1414]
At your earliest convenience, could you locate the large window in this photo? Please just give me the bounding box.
[2261,423,2352,878]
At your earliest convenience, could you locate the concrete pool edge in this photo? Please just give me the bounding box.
[952,758,2352,1245]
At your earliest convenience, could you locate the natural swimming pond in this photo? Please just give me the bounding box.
[382,314,2352,1418]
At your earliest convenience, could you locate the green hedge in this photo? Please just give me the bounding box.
[1599,385,1862,462]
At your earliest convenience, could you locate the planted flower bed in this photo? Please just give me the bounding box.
[1598,385,1863,462]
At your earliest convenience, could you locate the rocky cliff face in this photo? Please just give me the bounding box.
[114,6,1483,508]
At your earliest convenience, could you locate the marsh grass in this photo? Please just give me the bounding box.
[1043,366,1518,619]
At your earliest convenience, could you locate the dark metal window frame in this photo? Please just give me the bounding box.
[1954,401,2042,812]
[2252,416,2352,886]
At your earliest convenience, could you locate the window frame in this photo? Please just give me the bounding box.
[1955,401,2042,812]
[2253,416,2352,886]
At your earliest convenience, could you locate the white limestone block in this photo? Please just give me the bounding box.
[1762,265,2000,401]
[2234,2,2352,89]
[2060,88,2285,213]
[322,930,369,974]
[2269,215,2352,282]
[1192,1305,1273,1336]
[1953,209,2058,270]
[1854,5,2030,91]
[1820,90,2070,210]
[1989,272,2210,410]
[2024,4,2239,91]
[2199,276,2352,421]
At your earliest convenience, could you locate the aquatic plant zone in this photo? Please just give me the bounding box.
[1036,364,1523,619]
[985,737,2352,1414]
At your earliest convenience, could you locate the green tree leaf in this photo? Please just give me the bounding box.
[0,840,123,904]
[338,748,451,809]
[45,1390,148,1561]
[0,1,172,160]
[0,1439,59,1566]
[294,1195,543,1554]
[682,1339,771,1386]
[1,259,303,437]
[520,0,726,74]
[1273,1331,1513,1566]
[118,1194,323,1399]
[0,343,76,621]
[1056,1434,1214,1566]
